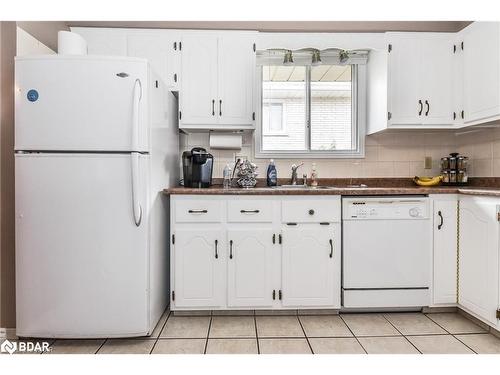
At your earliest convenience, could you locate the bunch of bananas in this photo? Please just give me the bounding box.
[413,175,443,187]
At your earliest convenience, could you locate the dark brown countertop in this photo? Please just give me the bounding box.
[164,178,500,197]
[164,185,462,196]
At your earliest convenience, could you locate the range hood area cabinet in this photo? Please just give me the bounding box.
[178,32,257,130]
[367,22,500,134]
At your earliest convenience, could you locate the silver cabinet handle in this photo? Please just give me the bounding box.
[212,100,215,116]
[229,240,233,259]
[329,239,333,258]
[219,99,222,116]
[188,209,207,214]
[418,100,423,116]
[425,100,430,116]
[240,209,259,213]
[215,239,218,259]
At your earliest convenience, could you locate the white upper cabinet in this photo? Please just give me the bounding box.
[387,33,454,128]
[422,37,454,125]
[127,33,181,90]
[179,31,257,130]
[179,34,219,126]
[387,35,422,125]
[459,196,500,327]
[460,22,500,125]
[217,34,256,125]
[72,28,128,56]
[72,28,181,90]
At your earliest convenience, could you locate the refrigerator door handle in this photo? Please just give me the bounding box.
[131,152,142,227]
[132,78,142,151]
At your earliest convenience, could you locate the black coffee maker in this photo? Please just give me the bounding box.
[182,147,214,188]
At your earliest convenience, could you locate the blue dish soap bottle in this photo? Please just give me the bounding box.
[266,159,277,187]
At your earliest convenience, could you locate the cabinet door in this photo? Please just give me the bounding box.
[387,35,423,125]
[217,34,255,126]
[227,228,275,307]
[421,38,454,125]
[180,34,218,125]
[281,225,338,307]
[173,228,224,308]
[459,197,500,326]
[462,22,500,124]
[432,197,458,305]
[127,33,180,90]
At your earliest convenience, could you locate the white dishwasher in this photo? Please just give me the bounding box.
[342,197,432,308]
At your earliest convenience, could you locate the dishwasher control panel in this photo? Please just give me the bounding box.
[342,197,429,220]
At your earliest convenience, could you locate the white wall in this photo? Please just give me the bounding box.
[16,27,55,56]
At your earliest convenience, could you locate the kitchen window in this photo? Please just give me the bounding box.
[256,49,368,158]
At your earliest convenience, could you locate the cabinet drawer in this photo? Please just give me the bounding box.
[175,199,222,223]
[227,200,274,223]
[282,198,340,223]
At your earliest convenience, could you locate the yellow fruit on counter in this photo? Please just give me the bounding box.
[413,175,443,186]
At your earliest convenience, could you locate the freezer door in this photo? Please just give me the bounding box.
[15,56,149,152]
[15,153,150,338]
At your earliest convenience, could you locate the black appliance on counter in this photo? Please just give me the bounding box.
[182,147,214,188]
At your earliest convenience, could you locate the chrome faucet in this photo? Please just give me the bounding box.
[290,163,304,185]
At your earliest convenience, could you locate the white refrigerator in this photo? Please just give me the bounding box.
[15,55,179,338]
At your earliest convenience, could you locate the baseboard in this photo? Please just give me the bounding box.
[422,306,458,314]
[457,307,494,331]
[0,328,17,340]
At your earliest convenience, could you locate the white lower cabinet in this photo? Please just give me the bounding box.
[172,228,225,308]
[431,195,458,305]
[459,196,500,327]
[170,195,341,311]
[281,224,339,307]
[227,228,275,308]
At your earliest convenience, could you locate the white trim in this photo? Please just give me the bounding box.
[255,65,366,159]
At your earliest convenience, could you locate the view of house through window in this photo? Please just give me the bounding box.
[261,64,355,154]
[262,65,307,150]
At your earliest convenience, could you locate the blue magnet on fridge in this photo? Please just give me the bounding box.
[27,89,39,102]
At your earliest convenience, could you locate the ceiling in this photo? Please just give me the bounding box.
[67,21,472,33]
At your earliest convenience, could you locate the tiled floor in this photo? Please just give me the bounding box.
[16,310,500,354]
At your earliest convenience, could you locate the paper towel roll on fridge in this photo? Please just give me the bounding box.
[58,31,88,55]
[209,133,242,150]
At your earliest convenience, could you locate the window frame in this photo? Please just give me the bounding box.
[255,64,366,159]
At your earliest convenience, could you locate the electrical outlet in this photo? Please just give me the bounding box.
[424,156,432,169]
[235,154,248,162]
